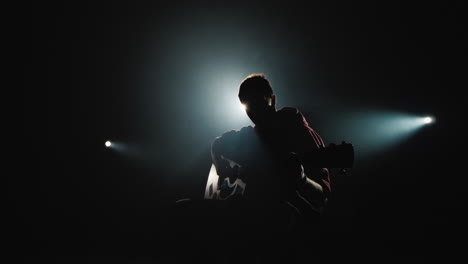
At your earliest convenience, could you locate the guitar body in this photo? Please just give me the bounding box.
[204,142,354,200]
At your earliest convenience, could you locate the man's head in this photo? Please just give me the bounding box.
[238,73,277,125]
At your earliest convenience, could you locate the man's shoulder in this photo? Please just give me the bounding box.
[212,126,255,155]
[277,107,307,124]
[278,106,300,115]
[217,126,254,142]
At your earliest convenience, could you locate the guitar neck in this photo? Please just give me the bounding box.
[300,143,354,168]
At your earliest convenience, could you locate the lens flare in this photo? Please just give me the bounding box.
[241,103,247,111]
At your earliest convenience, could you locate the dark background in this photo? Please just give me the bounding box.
[21,1,465,263]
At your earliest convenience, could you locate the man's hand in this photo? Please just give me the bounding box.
[275,152,307,199]
[283,152,306,187]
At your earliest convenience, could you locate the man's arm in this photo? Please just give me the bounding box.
[290,110,331,211]
[211,130,243,183]
[211,137,231,182]
[298,167,330,212]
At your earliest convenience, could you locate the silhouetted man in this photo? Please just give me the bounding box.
[168,74,332,263]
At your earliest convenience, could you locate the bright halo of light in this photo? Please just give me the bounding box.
[423,117,433,124]
[105,141,112,147]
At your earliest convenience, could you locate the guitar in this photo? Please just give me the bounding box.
[204,142,354,200]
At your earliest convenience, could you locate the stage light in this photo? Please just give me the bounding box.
[327,110,436,159]
[102,140,137,158]
[423,116,433,124]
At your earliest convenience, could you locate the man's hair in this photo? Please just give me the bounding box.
[238,73,274,103]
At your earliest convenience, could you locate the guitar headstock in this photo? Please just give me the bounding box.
[326,141,354,168]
